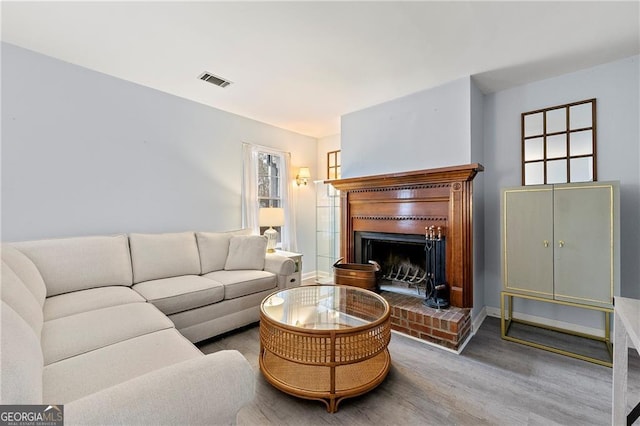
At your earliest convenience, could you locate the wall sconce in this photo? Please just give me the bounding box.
[296,167,311,186]
[259,207,285,253]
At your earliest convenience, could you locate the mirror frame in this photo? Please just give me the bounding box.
[521,98,597,185]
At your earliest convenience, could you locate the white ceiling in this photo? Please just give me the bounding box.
[2,1,639,138]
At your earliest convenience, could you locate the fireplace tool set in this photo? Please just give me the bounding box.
[423,226,450,309]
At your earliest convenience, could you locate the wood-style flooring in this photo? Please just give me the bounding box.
[198,316,640,425]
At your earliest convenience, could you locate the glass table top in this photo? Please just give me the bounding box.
[261,285,389,330]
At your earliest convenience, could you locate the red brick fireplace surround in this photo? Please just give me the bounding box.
[382,291,472,350]
[328,164,483,350]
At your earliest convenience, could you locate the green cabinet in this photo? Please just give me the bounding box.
[502,186,554,298]
[502,181,619,309]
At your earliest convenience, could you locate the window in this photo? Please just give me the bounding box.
[522,99,596,185]
[258,153,282,208]
[242,143,297,252]
[257,152,283,243]
[327,150,341,179]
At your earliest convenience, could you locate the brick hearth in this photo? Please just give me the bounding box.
[380,291,471,351]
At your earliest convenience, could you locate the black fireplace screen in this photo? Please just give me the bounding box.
[356,232,428,292]
[356,230,448,308]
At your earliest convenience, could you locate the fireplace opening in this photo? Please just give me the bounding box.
[355,231,442,297]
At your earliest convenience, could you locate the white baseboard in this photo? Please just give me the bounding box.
[391,329,470,355]
[472,306,488,334]
[485,306,606,338]
[301,271,317,282]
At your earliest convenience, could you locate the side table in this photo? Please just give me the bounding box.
[612,296,640,425]
[275,250,302,288]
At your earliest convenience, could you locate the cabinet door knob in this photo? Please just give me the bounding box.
[558,240,565,248]
[543,240,549,248]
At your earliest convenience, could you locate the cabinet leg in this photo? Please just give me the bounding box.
[500,293,514,337]
[606,311,613,358]
[500,293,506,337]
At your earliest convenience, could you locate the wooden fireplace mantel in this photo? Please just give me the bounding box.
[328,163,483,308]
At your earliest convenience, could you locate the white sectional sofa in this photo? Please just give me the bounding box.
[1,230,296,425]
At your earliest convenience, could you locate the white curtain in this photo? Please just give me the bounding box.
[241,143,298,252]
[281,151,298,252]
[241,143,259,233]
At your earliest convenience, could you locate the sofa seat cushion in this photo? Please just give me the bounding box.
[133,276,224,315]
[43,329,202,404]
[204,270,276,300]
[169,289,274,343]
[44,286,146,321]
[42,303,173,365]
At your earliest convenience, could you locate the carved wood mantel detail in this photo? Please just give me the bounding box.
[328,163,483,308]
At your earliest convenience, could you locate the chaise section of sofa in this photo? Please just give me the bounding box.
[63,350,254,425]
[0,229,282,424]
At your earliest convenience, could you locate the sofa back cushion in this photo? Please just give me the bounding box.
[196,229,252,274]
[2,244,47,309]
[224,235,267,271]
[129,232,201,284]
[1,245,45,404]
[2,260,44,336]
[12,235,133,297]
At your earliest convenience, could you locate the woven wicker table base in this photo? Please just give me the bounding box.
[259,286,392,413]
[260,348,390,413]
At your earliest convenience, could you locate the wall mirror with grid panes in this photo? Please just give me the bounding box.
[522,99,596,185]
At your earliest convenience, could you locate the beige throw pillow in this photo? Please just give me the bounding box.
[196,229,252,274]
[224,236,267,271]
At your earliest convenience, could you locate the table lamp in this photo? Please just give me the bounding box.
[259,207,285,253]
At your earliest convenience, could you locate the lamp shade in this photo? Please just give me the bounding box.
[297,167,311,179]
[259,207,285,227]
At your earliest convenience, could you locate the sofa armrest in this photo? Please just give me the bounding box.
[264,253,295,276]
[64,350,254,426]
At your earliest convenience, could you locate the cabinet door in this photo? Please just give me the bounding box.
[502,186,554,298]
[553,183,616,308]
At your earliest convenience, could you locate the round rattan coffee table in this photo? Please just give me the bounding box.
[259,285,391,413]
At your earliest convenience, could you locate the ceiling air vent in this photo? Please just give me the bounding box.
[198,71,232,88]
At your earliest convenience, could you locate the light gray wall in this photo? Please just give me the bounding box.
[1,43,318,273]
[340,55,639,331]
[470,79,485,319]
[341,76,486,315]
[341,77,471,178]
[483,55,640,328]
